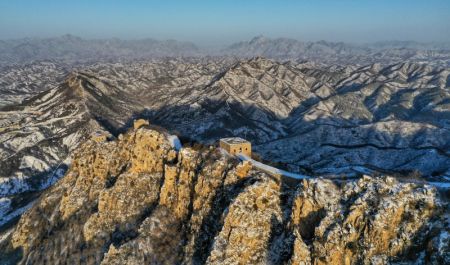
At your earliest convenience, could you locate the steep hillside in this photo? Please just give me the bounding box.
[0,62,68,107]
[0,72,138,227]
[141,58,450,179]
[1,58,449,229]
[0,125,447,264]
[265,60,450,177]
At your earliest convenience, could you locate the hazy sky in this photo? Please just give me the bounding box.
[1,0,449,45]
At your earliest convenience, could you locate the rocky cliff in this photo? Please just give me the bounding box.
[2,58,449,229]
[1,124,447,264]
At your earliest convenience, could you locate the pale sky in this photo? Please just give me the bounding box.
[1,0,449,45]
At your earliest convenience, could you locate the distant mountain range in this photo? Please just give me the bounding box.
[222,36,450,65]
[0,34,200,66]
[1,35,450,66]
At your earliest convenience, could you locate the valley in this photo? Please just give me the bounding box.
[0,35,449,264]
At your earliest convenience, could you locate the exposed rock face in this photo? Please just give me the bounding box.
[289,177,445,264]
[1,126,447,264]
[0,58,235,227]
[1,57,449,235]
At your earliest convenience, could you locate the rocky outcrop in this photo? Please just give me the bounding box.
[289,177,446,264]
[2,58,449,230]
[1,125,447,264]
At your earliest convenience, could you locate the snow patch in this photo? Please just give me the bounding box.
[0,174,31,197]
[0,198,12,218]
[0,159,69,197]
[437,231,449,257]
[63,132,81,148]
[5,131,45,150]
[167,135,182,151]
[0,200,35,227]
[19,156,50,171]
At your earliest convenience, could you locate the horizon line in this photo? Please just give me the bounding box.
[1,34,449,47]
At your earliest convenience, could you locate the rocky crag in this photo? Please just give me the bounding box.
[1,124,447,264]
[1,57,449,240]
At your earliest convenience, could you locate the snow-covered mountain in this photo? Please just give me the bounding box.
[0,57,449,230]
[0,62,69,107]
[0,35,201,67]
[2,35,450,67]
[222,36,450,66]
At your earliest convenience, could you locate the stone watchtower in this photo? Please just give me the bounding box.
[219,137,252,157]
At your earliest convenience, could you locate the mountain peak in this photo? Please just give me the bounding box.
[59,34,83,41]
[249,35,270,44]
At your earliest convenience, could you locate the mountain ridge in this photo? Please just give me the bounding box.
[1,124,447,264]
[0,57,449,235]
[2,35,450,67]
